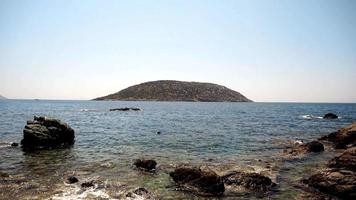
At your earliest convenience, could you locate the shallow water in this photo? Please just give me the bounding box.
[0,100,355,199]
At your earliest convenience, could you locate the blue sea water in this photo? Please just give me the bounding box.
[0,100,355,199]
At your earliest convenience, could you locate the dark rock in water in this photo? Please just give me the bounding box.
[328,147,356,171]
[126,187,157,199]
[66,176,79,184]
[323,113,338,119]
[169,167,225,196]
[11,142,18,147]
[306,141,324,152]
[222,171,276,191]
[134,159,157,172]
[109,107,142,112]
[157,131,161,135]
[81,180,95,188]
[288,141,324,155]
[319,123,356,149]
[21,116,75,150]
[302,169,356,199]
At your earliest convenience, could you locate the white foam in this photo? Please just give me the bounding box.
[50,183,114,200]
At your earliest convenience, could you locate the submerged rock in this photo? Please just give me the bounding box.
[169,167,225,196]
[222,171,276,191]
[66,176,79,184]
[21,116,75,150]
[288,141,324,156]
[134,159,157,172]
[126,187,157,200]
[109,107,142,112]
[319,123,356,149]
[323,113,338,119]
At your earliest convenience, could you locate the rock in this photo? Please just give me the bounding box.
[81,180,95,188]
[66,176,79,184]
[109,107,142,111]
[21,116,75,149]
[126,187,157,199]
[288,141,324,155]
[319,123,356,149]
[323,113,338,119]
[169,167,225,196]
[302,169,356,199]
[327,147,356,171]
[10,142,18,147]
[222,171,276,191]
[134,159,157,172]
[306,141,325,152]
[0,172,9,178]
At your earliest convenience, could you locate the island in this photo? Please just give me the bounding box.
[0,94,7,99]
[94,80,252,102]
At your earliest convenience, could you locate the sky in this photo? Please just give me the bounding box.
[0,0,355,102]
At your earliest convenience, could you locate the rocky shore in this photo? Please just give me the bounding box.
[1,115,355,199]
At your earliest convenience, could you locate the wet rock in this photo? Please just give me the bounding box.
[222,171,276,191]
[288,141,324,155]
[66,176,79,184]
[81,180,95,188]
[323,113,338,119]
[302,169,356,199]
[10,142,18,147]
[0,172,9,178]
[319,123,356,149]
[109,107,142,111]
[21,116,75,150]
[327,147,356,171]
[134,159,157,172]
[126,187,157,199]
[169,167,225,196]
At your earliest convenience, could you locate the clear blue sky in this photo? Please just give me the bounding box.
[0,0,355,102]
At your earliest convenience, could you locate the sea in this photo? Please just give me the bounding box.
[0,100,355,199]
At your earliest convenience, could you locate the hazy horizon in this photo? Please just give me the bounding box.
[1,0,356,103]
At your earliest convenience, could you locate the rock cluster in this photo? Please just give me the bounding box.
[303,127,356,199]
[21,116,75,149]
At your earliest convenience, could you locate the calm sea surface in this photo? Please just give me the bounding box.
[0,100,355,199]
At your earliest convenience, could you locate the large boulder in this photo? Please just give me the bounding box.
[302,169,356,199]
[323,113,338,119]
[21,116,75,149]
[222,171,276,191]
[169,167,225,196]
[319,123,356,149]
[327,147,356,171]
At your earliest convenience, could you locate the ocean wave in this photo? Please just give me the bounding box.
[300,115,323,120]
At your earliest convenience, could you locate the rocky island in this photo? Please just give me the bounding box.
[94,80,252,102]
